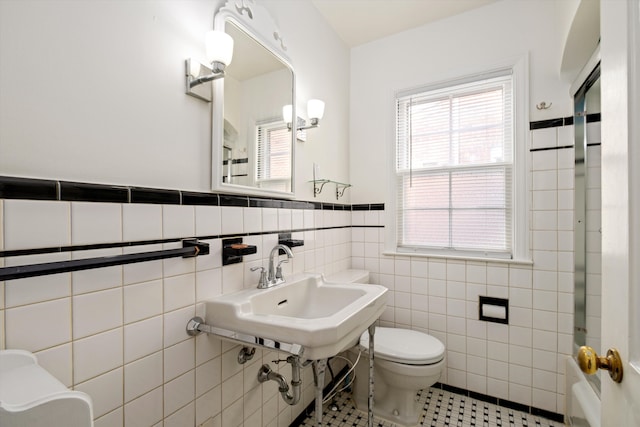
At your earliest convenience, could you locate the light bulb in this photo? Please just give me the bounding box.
[307,99,325,120]
[282,104,293,123]
[205,30,234,66]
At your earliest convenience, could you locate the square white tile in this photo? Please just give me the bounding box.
[123,204,163,241]
[163,205,195,239]
[195,205,221,236]
[124,351,163,402]
[164,371,195,417]
[124,387,163,427]
[73,287,123,339]
[164,339,195,382]
[71,202,122,245]
[243,207,262,234]
[220,207,243,235]
[163,305,195,348]
[123,279,163,324]
[163,273,195,312]
[5,297,71,352]
[73,328,123,384]
[3,200,70,250]
[75,367,123,418]
[124,315,163,364]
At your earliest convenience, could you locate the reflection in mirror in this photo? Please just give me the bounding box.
[212,1,295,197]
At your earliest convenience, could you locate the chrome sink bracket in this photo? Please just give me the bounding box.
[186,317,305,357]
[312,358,328,427]
[368,323,375,427]
[237,346,256,364]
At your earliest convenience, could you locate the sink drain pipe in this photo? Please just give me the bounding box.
[258,356,302,405]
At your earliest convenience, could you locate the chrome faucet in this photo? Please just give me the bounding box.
[250,244,294,289]
[267,244,294,287]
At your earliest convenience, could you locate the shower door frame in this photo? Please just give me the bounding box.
[573,63,601,392]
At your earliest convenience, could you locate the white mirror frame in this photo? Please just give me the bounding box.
[211,0,296,198]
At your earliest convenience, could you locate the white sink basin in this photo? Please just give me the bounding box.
[204,273,388,360]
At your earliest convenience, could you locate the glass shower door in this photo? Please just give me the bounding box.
[574,64,602,392]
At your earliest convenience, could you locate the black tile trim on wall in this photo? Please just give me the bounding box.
[0,175,386,260]
[530,142,601,153]
[529,113,600,130]
[529,117,568,130]
[0,176,59,200]
[0,175,384,212]
[60,181,129,203]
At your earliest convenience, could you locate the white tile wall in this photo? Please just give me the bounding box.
[0,199,352,426]
[350,125,580,416]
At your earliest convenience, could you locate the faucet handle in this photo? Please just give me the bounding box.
[275,259,289,280]
[250,266,268,288]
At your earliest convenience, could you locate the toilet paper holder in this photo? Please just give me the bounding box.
[478,296,509,324]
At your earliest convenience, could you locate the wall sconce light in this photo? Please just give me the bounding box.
[185,30,234,102]
[282,99,325,132]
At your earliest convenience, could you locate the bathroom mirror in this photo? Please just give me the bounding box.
[211,1,296,197]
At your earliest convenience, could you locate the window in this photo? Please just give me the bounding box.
[256,121,291,192]
[395,69,519,258]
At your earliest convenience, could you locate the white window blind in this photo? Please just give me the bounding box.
[396,71,514,257]
[256,121,291,191]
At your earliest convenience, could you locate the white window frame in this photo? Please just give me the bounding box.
[386,57,530,262]
[255,120,291,189]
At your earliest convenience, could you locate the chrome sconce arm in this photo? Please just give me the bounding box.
[286,117,320,131]
[187,60,227,89]
[282,99,325,140]
[185,30,234,102]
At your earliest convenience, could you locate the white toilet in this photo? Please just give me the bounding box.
[350,327,445,426]
[326,269,446,427]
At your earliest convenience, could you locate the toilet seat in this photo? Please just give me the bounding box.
[359,327,445,365]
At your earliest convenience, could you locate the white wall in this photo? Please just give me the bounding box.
[0,0,351,201]
[260,0,352,201]
[349,0,572,204]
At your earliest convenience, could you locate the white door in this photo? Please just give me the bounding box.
[600,0,640,425]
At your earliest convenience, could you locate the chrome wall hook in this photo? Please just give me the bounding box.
[536,101,552,110]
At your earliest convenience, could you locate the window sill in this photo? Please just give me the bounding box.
[381,250,533,266]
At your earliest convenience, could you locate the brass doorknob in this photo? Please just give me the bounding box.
[577,346,624,383]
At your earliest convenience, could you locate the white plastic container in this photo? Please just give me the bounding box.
[0,349,93,427]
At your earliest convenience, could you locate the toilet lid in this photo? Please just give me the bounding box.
[359,327,445,365]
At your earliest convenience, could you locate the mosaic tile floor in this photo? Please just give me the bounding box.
[295,387,565,427]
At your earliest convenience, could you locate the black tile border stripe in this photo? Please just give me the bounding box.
[60,181,129,203]
[130,187,181,205]
[435,383,564,423]
[586,112,601,123]
[530,144,574,153]
[530,117,567,130]
[0,176,384,212]
[529,114,600,131]
[0,176,58,201]
[530,142,601,153]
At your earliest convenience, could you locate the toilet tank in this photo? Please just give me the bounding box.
[326,269,370,284]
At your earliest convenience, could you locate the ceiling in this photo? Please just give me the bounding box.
[310,0,498,47]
